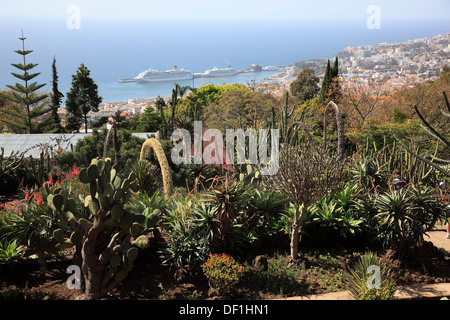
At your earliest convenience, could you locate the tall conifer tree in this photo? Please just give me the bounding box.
[49,57,64,133]
[65,63,102,133]
[0,32,50,133]
[318,59,331,104]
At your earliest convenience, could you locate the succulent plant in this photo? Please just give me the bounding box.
[49,157,159,299]
[233,162,261,186]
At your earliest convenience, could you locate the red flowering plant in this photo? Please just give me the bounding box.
[0,163,87,273]
[201,253,245,296]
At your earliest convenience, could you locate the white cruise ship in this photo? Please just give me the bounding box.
[202,66,238,77]
[133,66,193,83]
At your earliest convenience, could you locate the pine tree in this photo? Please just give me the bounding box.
[65,63,102,133]
[49,57,64,133]
[0,32,50,133]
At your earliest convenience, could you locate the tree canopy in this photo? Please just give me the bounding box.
[65,63,102,133]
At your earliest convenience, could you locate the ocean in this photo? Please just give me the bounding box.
[0,17,449,104]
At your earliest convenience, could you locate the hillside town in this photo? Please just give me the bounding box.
[60,33,450,127]
[274,32,450,91]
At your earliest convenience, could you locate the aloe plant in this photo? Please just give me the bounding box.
[1,202,55,273]
[373,186,444,256]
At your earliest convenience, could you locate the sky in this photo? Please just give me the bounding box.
[0,0,449,23]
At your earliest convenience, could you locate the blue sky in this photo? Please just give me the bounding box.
[1,0,449,22]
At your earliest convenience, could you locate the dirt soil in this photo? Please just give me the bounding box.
[1,237,449,301]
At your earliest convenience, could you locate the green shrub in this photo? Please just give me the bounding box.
[300,186,367,246]
[201,253,245,296]
[347,118,424,151]
[55,127,146,173]
[244,254,304,295]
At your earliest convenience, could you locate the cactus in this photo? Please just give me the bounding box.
[233,161,261,186]
[285,121,314,149]
[26,151,51,187]
[280,92,296,143]
[49,157,158,299]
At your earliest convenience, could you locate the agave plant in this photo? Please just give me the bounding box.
[246,189,289,233]
[305,193,365,238]
[128,190,168,215]
[347,251,397,300]
[0,239,25,264]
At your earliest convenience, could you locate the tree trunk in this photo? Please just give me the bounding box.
[290,205,300,260]
[32,235,47,274]
[290,205,308,261]
[84,114,88,133]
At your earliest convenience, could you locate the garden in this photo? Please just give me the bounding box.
[1,68,450,300]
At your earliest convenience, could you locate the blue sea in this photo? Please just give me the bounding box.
[0,17,449,104]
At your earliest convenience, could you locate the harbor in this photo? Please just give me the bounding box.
[118,64,281,83]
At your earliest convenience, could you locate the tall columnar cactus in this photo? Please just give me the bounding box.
[140,138,174,197]
[280,92,296,143]
[49,157,158,299]
[285,121,314,148]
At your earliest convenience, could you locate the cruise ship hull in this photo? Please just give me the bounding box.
[135,75,193,83]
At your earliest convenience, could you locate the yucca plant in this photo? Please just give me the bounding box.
[347,251,397,300]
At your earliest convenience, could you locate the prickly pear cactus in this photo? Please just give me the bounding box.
[49,157,160,299]
[233,161,261,186]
